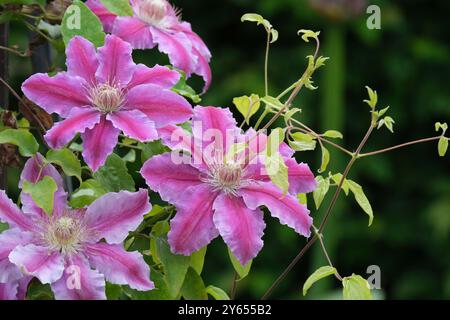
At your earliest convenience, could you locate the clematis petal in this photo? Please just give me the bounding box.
[84,189,151,244]
[9,244,65,284]
[0,191,35,231]
[168,184,219,255]
[66,36,98,83]
[44,107,101,149]
[150,27,196,76]
[16,276,32,300]
[96,35,135,86]
[238,182,312,237]
[112,16,154,50]
[0,229,34,283]
[51,254,106,300]
[127,64,180,90]
[284,159,316,194]
[85,243,154,291]
[81,117,120,172]
[107,109,158,142]
[125,84,192,128]
[192,106,239,151]
[244,158,316,195]
[213,194,265,265]
[141,153,202,203]
[0,281,19,300]
[21,73,90,117]
[192,46,212,94]
[85,0,117,33]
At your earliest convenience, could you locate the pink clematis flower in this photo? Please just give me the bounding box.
[22,35,192,171]
[141,106,316,265]
[86,0,212,93]
[0,154,154,300]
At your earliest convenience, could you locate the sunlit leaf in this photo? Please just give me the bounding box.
[323,130,343,139]
[232,94,260,124]
[289,132,317,152]
[313,176,330,209]
[0,128,38,157]
[347,180,374,226]
[438,137,448,157]
[69,179,107,208]
[363,86,378,109]
[318,145,330,173]
[342,274,373,300]
[206,285,230,300]
[46,148,82,182]
[99,0,133,16]
[22,176,57,216]
[297,29,320,43]
[303,266,337,296]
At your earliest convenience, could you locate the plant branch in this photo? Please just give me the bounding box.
[358,136,445,158]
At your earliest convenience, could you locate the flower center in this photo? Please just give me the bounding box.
[204,162,243,195]
[45,216,85,254]
[134,0,170,28]
[90,83,124,114]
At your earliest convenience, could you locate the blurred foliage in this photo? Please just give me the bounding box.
[2,0,450,299]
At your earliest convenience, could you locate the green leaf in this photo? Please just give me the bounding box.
[363,86,378,109]
[313,176,330,209]
[69,179,107,208]
[22,176,58,216]
[261,95,284,111]
[124,270,172,300]
[152,220,170,237]
[266,128,285,157]
[435,122,448,134]
[241,13,275,36]
[0,128,39,157]
[139,140,168,162]
[122,149,136,163]
[46,148,82,182]
[342,274,373,300]
[181,268,208,300]
[347,180,374,226]
[190,246,207,275]
[206,285,231,300]
[232,94,260,124]
[172,71,201,103]
[264,153,289,195]
[283,108,302,124]
[99,0,133,16]
[438,137,448,157]
[0,222,8,233]
[93,154,135,192]
[289,132,317,151]
[156,238,191,298]
[145,204,165,218]
[314,56,330,69]
[61,0,105,48]
[303,266,337,296]
[323,130,343,139]
[298,193,307,205]
[228,248,252,280]
[330,173,349,195]
[105,283,123,300]
[297,29,320,43]
[318,145,330,173]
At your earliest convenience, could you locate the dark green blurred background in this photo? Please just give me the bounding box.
[5,0,450,299]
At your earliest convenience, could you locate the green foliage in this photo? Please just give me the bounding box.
[318,145,330,173]
[156,238,191,298]
[347,180,374,226]
[181,268,208,300]
[342,274,373,300]
[206,285,230,300]
[303,266,337,296]
[241,13,278,43]
[0,128,38,157]
[228,248,252,280]
[377,116,395,133]
[289,132,317,151]
[363,86,378,109]
[22,176,57,216]
[233,94,260,124]
[323,130,343,139]
[0,0,45,7]
[313,176,330,209]
[98,0,133,16]
[93,154,135,192]
[46,148,82,182]
[61,0,105,47]
[172,71,201,103]
[69,179,107,208]
[190,246,207,275]
[438,137,448,157]
[139,140,169,162]
[297,29,320,43]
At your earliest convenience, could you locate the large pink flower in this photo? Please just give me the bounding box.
[86,0,212,93]
[0,154,154,300]
[22,35,192,171]
[141,107,316,265]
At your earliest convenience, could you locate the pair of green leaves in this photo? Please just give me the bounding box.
[241,13,278,43]
[303,266,373,300]
[313,174,374,226]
